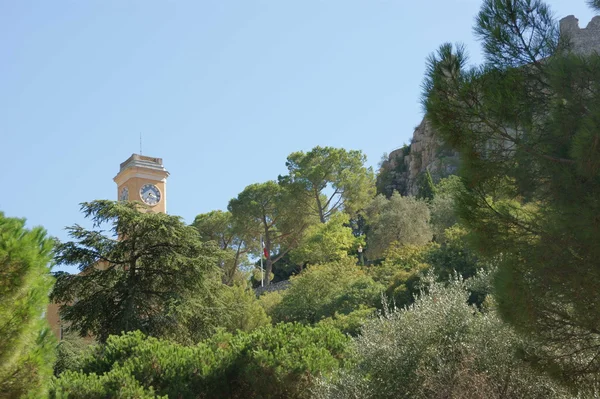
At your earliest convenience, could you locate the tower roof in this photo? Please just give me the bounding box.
[119,154,167,174]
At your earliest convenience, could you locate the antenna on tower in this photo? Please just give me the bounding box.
[140,133,143,155]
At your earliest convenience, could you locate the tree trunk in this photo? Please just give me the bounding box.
[315,189,326,223]
[265,257,272,286]
[264,232,272,286]
[223,244,242,285]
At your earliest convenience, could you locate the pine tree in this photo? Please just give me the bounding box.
[0,212,56,397]
[423,0,600,386]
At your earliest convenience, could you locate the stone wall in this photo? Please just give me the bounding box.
[254,280,291,297]
[560,15,600,55]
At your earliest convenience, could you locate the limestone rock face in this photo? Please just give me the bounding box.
[560,15,600,56]
[377,118,459,197]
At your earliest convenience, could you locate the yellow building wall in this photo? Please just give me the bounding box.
[114,165,168,214]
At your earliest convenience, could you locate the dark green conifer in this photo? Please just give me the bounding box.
[423,0,600,386]
[51,200,223,343]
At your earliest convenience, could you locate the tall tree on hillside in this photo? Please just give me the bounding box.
[228,181,310,286]
[192,210,248,285]
[0,212,55,397]
[363,193,432,259]
[51,200,223,343]
[423,0,600,385]
[279,146,375,223]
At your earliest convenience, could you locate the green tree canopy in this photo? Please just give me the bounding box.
[423,0,600,384]
[228,181,310,286]
[192,210,248,285]
[363,192,432,259]
[369,243,432,308]
[0,212,56,397]
[280,146,375,223]
[218,283,271,333]
[271,258,383,324]
[290,213,360,266]
[51,200,223,343]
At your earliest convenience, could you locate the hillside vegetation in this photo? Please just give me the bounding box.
[3,0,600,397]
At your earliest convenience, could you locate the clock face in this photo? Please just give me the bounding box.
[140,184,161,206]
[119,187,129,201]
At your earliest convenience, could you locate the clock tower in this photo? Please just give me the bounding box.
[114,154,169,213]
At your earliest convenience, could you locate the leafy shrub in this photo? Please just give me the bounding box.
[364,193,432,259]
[317,306,375,336]
[54,332,90,376]
[258,290,284,318]
[427,225,480,280]
[218,283,271,332]
[52,323,350,399]
[316,271,572,399]
[428,175,464,242]
[290,213,359,265]
[368,244,432,308]
[272,258,383,324]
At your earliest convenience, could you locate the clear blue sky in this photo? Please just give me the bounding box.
[1,0,595,272]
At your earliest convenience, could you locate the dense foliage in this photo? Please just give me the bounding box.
[290,213,360,266]
[423,0,600,384]
[363,193,432,259]
[280,146,375,223]
[8,0,600,395]
[192,210,248,285]
[0,212,56,397]
[368,243,431,308]
[51,200,224,343]
[228,181,310,286]
[315,273,574,399]
[428,175,464,242]
[52,323,350,399]
[270,258,383,325]
[217,283,271,332]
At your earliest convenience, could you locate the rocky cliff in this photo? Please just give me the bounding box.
[377,118,459,197]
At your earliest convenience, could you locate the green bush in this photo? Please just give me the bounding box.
[272,258,383,324]
[316,271,572,399]
[258,290,284,318]
[54,332,90,376]
[218,283,271,332]
[52,323,350,399]
[368,244,432,308]
[427,225,480,280]
[363,193,432,259]
[317,306,375,336]
[428,175,464,242]
[290,213,360,266]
